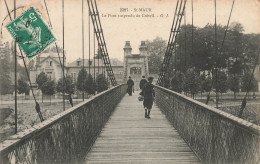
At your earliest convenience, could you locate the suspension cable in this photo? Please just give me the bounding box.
[14,0,17,134]
[3,0,44,122]
[163,0,182,76]
[174,44,177,77]
[162,1,184,83]
[184,5,186,68]
[157,0,186,85]
[43,0,73,107]
[87,0,117,86]
[214,0,219,108]
[89,6,91,91]
[206,0,236,105]
[98,46,100,75]
[62,0,65,111]
[43,0,63,68]
[94,28,96,90]
[219,0,235,54]
[191,0,193,57]
[239,50,260,117]
[82,0,85,101]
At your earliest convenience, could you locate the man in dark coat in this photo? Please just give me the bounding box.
[143,77,155,119]
[139,76,147,90]
[127,76,134,96]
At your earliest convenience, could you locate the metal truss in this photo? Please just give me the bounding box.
[157,0,186,85]
[87,0,117,86]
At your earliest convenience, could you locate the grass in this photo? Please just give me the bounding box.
[197,96,260,125]
[218,104,260,125]
[0,100,81,142]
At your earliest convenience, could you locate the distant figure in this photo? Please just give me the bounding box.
[139,76,147,90]
[127,76,134,96]
[143,77,155,119]
[68,94,73,107]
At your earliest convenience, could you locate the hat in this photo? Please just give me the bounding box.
[128,76,131,78]
[142,76,145,78]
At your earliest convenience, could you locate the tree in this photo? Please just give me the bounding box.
[76,68,95,95]
[176,24,226,73]
[162,77,170,89]
[77,68,87,92]
[174,23,260,75]
[171,71,184,93]
[17,78,30,103]
[0,54,13,95]
[200,73,212,99]
[57,76,75,95]
[42,45,63,53]
[228,22,245,59]
[57,76,75,106]
[228,75,240,99]
[230,60,243,75]
[213,70,228,99]
[146,37,166,74]
[183,68,201,98]
[41,80,56,104]
[148,54,163,74]
[96,74,108,93]
[36,72,48,102]
[201,74,212,94]
[241,71,258,98]
[86,74,95,95]
[26,59,35,72]
[36,72,48,89]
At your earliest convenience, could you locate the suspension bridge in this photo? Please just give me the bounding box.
[0,0,260,163]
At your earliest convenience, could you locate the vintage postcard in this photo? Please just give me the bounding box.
[0,0,259,163]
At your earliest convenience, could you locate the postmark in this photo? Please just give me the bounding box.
[5,7,56,59]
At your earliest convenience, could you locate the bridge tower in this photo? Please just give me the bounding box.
[123,41,149,90]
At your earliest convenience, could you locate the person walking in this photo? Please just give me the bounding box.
[142,77,155,119]
[127,76,134,96]
[139,76,147,90]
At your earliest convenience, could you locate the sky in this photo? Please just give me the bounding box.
[1,0,260,63]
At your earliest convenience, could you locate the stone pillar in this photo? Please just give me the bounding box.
[139,41,149,77]
[139,41,147,56]
[124,41,132,56]
[123,41,132,82]
[142,62,145,76]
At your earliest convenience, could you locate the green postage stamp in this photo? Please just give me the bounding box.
[6,7,56,59]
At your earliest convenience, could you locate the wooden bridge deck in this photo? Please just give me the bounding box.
[84,92,201,164]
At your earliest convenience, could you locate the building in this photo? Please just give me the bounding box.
[66,57,124,84]
[123,41,149,90]
[29,41,150,89]
[0,40,11,60]
[30,52,66,86]
[30,51,124,86]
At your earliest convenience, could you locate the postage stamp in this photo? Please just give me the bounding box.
[5,7,56,59]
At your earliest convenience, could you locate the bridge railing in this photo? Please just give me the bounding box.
[154,85,260,164]
[0,84,127,164]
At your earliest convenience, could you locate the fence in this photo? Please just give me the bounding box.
[155,85,260,164]
[0,84,127,164]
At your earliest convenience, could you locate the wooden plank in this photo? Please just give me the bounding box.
[84,92,201,163]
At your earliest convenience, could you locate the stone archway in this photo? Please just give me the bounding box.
[130,66,142,90]
[123,41,149,91]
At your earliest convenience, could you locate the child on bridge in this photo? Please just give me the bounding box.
[142,77,155,119]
